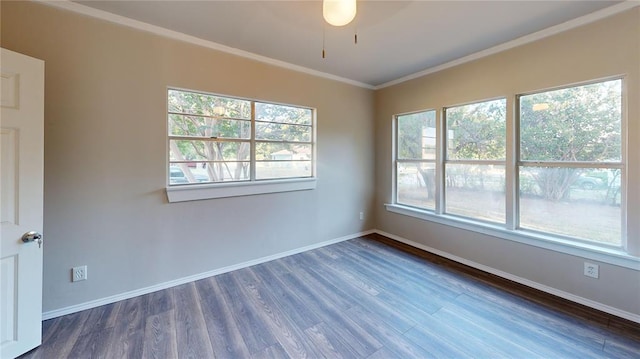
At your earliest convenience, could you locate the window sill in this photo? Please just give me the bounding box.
[384,203,640,271]
[167,178,316,202]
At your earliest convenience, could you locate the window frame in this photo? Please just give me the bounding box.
[387,76,637,269]
[166,87,317,202]
[515,78,625,248]
[394,109,438,211]
[442,97,507,224]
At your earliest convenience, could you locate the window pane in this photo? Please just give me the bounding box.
[169,114,251,139]
[255,122,311,142]
[256,143,312,161]
[169,162,250,184]
[170,140,250,162]
[168,89,251,119]
[256,161,312,180]
[520,79,622,162]
[255,102,312,125]
[519,167,621,245]
[397,111,436,160]
[168,89,315,186]
[445,164,505,223]
[446,99,506,160]
[397,162,435,210]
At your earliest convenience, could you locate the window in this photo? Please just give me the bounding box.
[518,79,623,246]
[444,99,506,223]
[396,110,436,210]
[254,103,313,180]
[391,78,625,253]
[167,89,315,201]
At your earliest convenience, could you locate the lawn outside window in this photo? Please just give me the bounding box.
[390,77,631,263]
[166,88,316,202]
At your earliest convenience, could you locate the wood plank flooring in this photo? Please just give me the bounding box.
[20,234,640,358]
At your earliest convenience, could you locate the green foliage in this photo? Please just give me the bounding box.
[256,103,312,125]
[168,90,312,181]
[520,80,621,200]
[168,90,251,119]
[397,110,436,159]
[254,102,312,160]
[520,80,621,162]
[446,99,506,160]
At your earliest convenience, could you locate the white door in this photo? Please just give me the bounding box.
[0,48,45,358]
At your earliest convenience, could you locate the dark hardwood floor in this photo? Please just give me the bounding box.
[21,234,640,358]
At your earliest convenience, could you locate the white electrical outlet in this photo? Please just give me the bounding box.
[584,262,599,279]
[72,265,87,282]
[359,211,364,220]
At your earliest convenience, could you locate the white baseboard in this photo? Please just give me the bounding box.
[44,228,639,324]
[42,230,374,320]
[374,229,640,324]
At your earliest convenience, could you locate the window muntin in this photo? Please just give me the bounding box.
[168,89,314,186]
[168,91,251,120]
[168,114,252,139]
[255,123,312,142]
[255,102,312,125]
[395,110,437,210]
[444,99,506,223]
[517,79,623,246]
[254,102,313,180]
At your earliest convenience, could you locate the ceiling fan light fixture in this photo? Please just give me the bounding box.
[323,0,357,27]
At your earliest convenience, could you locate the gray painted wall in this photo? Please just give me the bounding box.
[2,1,375,312]
[2,2,638,318]
[374,8,640,316]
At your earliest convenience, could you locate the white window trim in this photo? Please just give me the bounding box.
[390,78,635,268]
[166,88,317,201]
[167,177,317,202]
[385,203,639,270]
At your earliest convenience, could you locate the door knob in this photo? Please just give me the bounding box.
[21,231,43,248]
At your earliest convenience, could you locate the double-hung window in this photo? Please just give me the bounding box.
[517,79,623,246]
[392,78,626,255]
[167,88,315,201]
[396,110,437,210]
[254,102,314,180]
[444,99,506,223]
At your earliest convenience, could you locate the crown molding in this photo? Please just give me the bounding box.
[35,0,638,91]
[375,1,640,90]
[36,0,376,90]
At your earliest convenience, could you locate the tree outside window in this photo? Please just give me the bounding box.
[168,89,314,185]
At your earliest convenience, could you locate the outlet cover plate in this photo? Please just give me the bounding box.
[72,265,87,282]
[584,262,599,279]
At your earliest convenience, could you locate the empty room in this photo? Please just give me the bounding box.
[1,0,639,358]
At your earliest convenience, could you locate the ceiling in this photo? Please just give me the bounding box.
[70,1,625,88]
